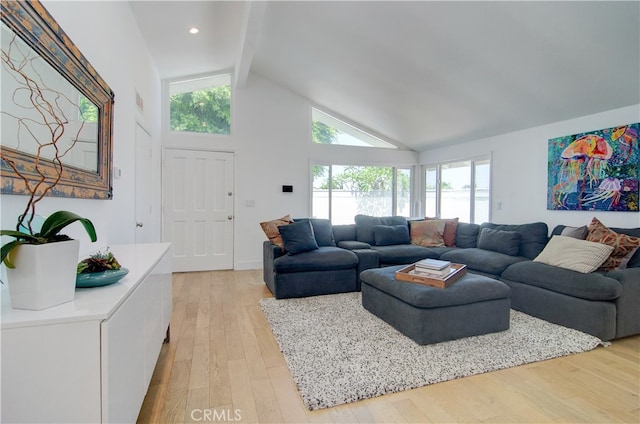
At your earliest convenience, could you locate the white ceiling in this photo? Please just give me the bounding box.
[129,1,640,151]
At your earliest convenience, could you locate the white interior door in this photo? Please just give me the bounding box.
[135,123,155,243]
[163,149,234,272]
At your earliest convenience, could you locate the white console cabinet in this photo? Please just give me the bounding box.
[1,243,172,423]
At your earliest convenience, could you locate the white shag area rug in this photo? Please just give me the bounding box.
[259,292,602,411]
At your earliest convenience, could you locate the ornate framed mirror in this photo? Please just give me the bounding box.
[1,0,114,199]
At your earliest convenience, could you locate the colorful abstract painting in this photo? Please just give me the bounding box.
[548,123,639,212]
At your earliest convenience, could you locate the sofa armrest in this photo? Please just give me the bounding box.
[263,241,285,290]
[351,249,380,290]
[607,267,640,338]
[338,240,372,250]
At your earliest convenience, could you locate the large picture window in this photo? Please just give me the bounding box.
[169,74,231,135]
[313,164,412,224]
[423,157,491,223]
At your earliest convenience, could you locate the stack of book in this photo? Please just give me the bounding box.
[412,258,452,279]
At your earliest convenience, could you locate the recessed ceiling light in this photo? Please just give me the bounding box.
[189,27,199,34]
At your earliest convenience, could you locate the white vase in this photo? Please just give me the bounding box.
[6,239,80,310]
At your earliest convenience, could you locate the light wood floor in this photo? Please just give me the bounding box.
[138,270,640,423]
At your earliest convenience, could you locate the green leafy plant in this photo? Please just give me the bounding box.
[1,211,97,268]
[77,247,121,274]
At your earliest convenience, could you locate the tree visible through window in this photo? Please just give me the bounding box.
[313,164,411,224]
[311,108,397,149]
[169,74,231,135]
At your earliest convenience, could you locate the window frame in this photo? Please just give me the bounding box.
[311,107,398,149]
[311,162,414,223]
[165,71,233,137]
[421,154,492,224]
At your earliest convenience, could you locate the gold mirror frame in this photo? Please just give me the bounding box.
[1,0,114,199]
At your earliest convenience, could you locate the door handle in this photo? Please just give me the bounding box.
[227,215,233,220]
[136,221,144,227]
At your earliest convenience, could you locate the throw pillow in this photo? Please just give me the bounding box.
[294,218,336,247]
[278,221,319,255]
[534,235,614,273]
[477,228,521,256]
[259,214,294,248]
[586,217,640,270]
[409,220,445,247]
[373,225,410,246]
[560,225,588,240]
[425,217,459,247]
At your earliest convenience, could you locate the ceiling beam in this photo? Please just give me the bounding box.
[234,1,267,88]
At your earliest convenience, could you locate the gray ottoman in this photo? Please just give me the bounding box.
[360,266,511,344]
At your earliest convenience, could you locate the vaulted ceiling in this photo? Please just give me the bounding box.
[129,1,640,151]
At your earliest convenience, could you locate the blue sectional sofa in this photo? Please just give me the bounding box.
[262,215,640,341]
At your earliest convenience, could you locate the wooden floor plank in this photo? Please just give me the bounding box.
[138,270,640,424]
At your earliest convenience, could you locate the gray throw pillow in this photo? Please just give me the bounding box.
[373,225,410,246]
[278,221,319,255]
[561,225,588,240]
[477,228,521,256]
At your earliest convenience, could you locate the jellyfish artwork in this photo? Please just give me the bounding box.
[582,177,622,208]
[559,134,613,188]
[611,125,638,164]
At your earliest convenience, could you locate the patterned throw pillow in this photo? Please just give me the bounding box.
[409,219,445,247]
[259,214,294,249]
[586,217,640,270]
[425,217,459,247]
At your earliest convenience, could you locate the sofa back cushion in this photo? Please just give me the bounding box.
[480,222,548,259]
[354,215,408,245]
[332,224,356,243]
[477,228,522,256]
[455,222,480,248]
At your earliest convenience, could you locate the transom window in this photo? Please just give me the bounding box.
[169,74,231,135]
[312,108,397,149]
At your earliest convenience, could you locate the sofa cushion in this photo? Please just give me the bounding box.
[332,224,356,243]
[278,221,319,255]
[374,224,410,246]
[355,215,408,245]
[260,214,294,248]
[533,235,613,273]
[477,228,521,256]
[480,222,549,259]
[409,220,445,247]
[371,245,439,265]
[425,217,459,246]
[440,248,527,275]
[501,261,622,301]
[294,218,335,247]
[337,240,372,250]
[587,217,640,270]
[274,246,358,273]
[455,222,480,248]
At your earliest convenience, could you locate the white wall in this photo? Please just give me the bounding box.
[1,1,162,257]
[163,73,418,269]
[419,104,640,232]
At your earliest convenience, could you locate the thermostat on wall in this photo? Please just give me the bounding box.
[282,185,293,193]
